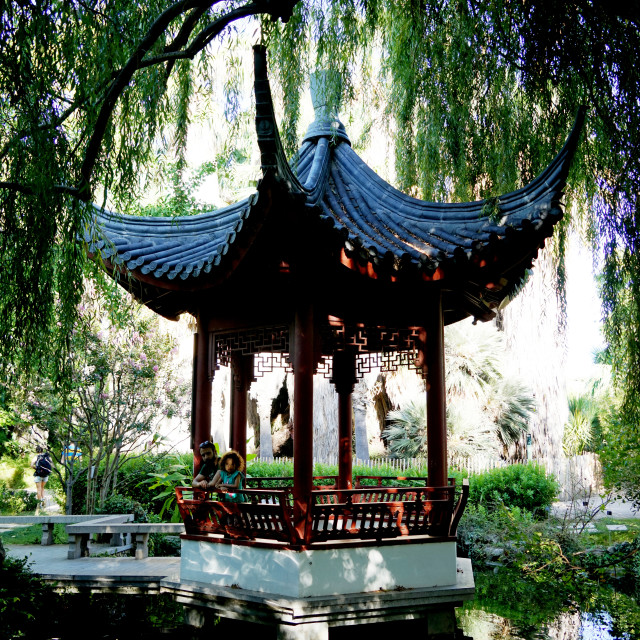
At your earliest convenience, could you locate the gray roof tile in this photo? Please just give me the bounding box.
[87,44,584,322]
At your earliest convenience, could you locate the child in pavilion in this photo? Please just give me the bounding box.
[192,440,220,490]
[211,450,246,502]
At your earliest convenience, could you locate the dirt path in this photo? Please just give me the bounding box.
[551,497,639,520]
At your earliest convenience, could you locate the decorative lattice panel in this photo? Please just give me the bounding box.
[212,326,290,376]
[320,324,425,379]
[315,357,334,379]
[322,324,422,354]
[254,352,293,377]
[209,324,425,380]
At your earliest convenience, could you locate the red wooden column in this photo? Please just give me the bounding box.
[293,298,315,539]
[192,310,212,475]
[423,289,448,487]
[230,353,255,462]
[331,350,357,490]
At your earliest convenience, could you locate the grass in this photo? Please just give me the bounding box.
[0,458,34,488]
[584,517,640,544]
[0,523,68,545]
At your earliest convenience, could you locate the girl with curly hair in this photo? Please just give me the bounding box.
[211,450,245,502]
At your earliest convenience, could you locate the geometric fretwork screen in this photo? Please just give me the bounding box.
[210,323,424,380]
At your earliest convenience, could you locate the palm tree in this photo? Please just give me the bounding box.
[563,394,601,456]
[383,402,428,459]
[383,319,535,460]
[488,378,537,453]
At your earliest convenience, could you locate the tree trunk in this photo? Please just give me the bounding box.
[256,393,274,458]
[85,467,95,514]
[211,365,230,453]
[353,377,369,462]
[98,448,121,510]
[251,368,289,458]
[313,374,338,464]
[65,475,73,515]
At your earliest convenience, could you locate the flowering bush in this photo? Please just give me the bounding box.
[24,287,190,513]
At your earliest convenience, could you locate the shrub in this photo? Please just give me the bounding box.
[470,463,559,515]
[115,452,193,516]
[69,452,192,515]
[0,486,38,514]
[97,493,148,522]
[139,454,192,522]
[457,503,540,569]
[149,533,181,557]
[0,556,64,639]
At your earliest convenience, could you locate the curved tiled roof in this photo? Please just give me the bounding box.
[87,44,584,323]
[86,194,258,283]
[296,112,584,277]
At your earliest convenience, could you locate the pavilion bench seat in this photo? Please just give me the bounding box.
[308,497,455,543]
[175,480,469,547]
[176,487,297,543]
[0,513,134,546]
[66,521,185,559]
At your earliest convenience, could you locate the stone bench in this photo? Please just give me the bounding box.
[66,521,184,559]
[0,513,134,546]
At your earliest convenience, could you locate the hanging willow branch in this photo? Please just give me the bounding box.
[2,0,640,429]
[262,0,640,427]
[0,0,299,201]
[0,0,299,382]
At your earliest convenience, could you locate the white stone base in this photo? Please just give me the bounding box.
[180,539,457,598]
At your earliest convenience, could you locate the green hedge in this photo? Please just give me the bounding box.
[247,460,556,515]
[469,463,559,515]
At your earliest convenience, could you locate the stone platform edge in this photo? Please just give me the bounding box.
[161,557,474,628]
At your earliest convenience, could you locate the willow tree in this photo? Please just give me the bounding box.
[264,2,640,435]
[1,1,639,431]
[0,0,298,385]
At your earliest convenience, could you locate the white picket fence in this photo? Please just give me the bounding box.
[251,453,602,499]
[252,456,428,472]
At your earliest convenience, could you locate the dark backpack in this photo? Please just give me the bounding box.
[35,455,52,477]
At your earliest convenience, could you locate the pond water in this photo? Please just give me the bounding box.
[455,569,638,640]
[459,606,629,640]
[28,561,638,640]
[40,590,635,640]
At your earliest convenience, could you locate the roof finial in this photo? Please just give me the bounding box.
[304,70,350,144]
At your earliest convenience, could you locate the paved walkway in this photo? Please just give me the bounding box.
[5,543,180,582]
[551,497,639,520]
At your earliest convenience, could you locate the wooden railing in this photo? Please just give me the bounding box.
[175,477,468,549]
[175,488,296,544]
[303,486,456,545]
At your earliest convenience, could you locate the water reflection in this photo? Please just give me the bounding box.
[458,607,629,640]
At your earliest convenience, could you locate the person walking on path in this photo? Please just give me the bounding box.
[32,446,52,506]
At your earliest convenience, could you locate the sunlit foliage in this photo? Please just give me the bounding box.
[384,320,534,460]
[263,1,640,428]
[1,1,639,432]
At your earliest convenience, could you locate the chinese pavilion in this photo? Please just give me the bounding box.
[87,45,584,638]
